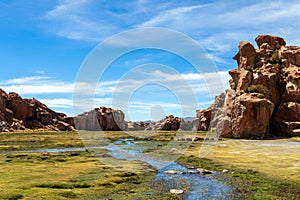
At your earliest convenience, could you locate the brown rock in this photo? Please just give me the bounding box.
[217,94,274,138]
[11,119,25,130]
[233,41,257,69]
[203,35,300,138]
[161,115,180,130]
[4,108,14,125]
[36,109,52,124]
[193,93,225,131]
[7,92,34,123]
[141,115,192,131]
[279,46,300,66]
[255,35,286,50]
[237,69,252,91]
[195,108,212,131]
[57,121,74,131]
[74,106,125,131]
[0,89,7,115]
[0,89,74,132]
[229,69,240,90]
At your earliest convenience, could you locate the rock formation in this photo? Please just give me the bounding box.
[143,115,192,131]
[192,93,225,131]
[198,35,300,138]
[0,89,75,132]
[74,106,126,131]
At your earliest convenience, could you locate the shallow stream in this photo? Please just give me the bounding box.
[103,138,231,200]
[21,138,231,199]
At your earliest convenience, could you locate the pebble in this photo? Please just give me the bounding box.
[164,170,178,174]
[197,168,212,174]
[186,165,195,169]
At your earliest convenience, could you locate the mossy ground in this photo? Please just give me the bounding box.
[0,131,182,199]
[0,131,299,199]
[179,134,300,200]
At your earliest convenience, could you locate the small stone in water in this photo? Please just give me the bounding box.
[186,165,195,169]
[164,170,178,174]
[197,168,212,174]
[170,189,184,194]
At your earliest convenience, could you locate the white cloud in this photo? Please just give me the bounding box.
[2,84,74,95]
[140,5,205,27]
[0,76,51,85]
[41,0,300,66]
[38,98,73,108]
[44,0,115,41]
[1,76,74,95]
[0,69,230,119]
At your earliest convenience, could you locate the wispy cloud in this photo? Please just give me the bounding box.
[42,0,300,65]
[0,76,51,85]
[0,76,74,95]
[140,5,206,27]
[0,69,230,120]
[44,0,113,41]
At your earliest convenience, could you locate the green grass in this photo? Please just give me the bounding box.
[0,131,186,199]
[178,136,300,200]
[177,155,300,199]
[0,131,83,151]
[0,149,162,199]
[0,131,299,199]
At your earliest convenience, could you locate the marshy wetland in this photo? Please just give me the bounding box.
[0,131,299,199]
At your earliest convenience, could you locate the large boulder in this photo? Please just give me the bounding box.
[193,93,225,131]
[195,108,212,131]
[255,35,286,50]
[217,93,274,138]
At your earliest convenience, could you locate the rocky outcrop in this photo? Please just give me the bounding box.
[144,115,192,131]
[217,93,274,138]
[0,89,75,132]
[127,121,149,131]
[201,35,300,138]
[193,93,225,131]
[74,106,126,131]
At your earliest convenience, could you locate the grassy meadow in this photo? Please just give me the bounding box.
[0,130,299,199]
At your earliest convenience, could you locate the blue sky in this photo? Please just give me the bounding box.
[1,0,300,121]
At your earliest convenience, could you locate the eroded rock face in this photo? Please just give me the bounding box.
[233,41,257,69]
[74,106,126,131]
[193,93,225,131]
[217,93,274,138]
[255,35,286,50]
[0,89,74,132]
[201,34,300,138]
